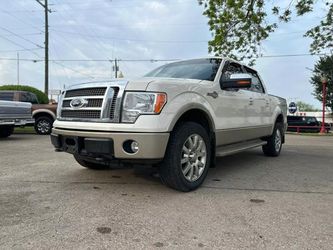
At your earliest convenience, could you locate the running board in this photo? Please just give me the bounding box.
[215,139,267,157]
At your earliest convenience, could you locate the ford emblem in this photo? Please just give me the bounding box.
[70,98,88,109]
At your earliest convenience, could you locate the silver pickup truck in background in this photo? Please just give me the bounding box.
[0,100,34,138]
[51,57,287,191]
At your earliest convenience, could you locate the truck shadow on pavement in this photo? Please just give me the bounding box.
[63,148,269,190]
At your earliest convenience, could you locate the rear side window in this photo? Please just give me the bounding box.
[20,92,32,103]
[0,92,14,101]
[221,62,244,80]
[244,67,265,93]
[29,93,39,104]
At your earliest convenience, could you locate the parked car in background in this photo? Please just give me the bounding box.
[287,115,323,132]
[0,100,34,138]
[0,91,57,135]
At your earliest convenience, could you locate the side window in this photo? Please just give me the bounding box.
[0,92,14,101]
[221,62,244,80]
[244,67,265,93]
[29,93,39,104]
[20,92,31,103]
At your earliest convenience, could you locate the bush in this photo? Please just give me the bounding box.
[0,85,49,104]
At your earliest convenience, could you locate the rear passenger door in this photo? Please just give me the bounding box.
[244,67,271,127]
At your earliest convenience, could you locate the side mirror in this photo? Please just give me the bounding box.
[221,73,252,89]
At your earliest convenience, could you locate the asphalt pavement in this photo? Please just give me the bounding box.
[0,134,332,249]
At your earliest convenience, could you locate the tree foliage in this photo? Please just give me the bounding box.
[310,55,333,111]
[305,2,333,54]
[0,85,49,104]
[198,0,333,64]
[296,101,319,111]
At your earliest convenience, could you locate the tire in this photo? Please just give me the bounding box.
[262,123,283,157]
[0,125,14,138]
[34,116,53,135]
[74,154,112,170]
[159,122,211,192]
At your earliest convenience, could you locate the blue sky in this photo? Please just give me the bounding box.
[0,0,329,107]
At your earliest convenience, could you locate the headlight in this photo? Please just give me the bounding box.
[122,92,167,123]
[56,91,65,118]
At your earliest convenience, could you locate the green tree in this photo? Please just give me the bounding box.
[198,0,333,64]
[296,101,319,111]
[310,55,333,111]
[0,85,49,104]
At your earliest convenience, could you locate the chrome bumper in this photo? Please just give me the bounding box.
[51,128,169,159]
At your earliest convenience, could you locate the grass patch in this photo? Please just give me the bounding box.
[14,126,36,134]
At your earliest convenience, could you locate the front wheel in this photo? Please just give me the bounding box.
[159,122,211,192]
[34,116,53,135]
[0,125,14,138]
[262,123,283,157]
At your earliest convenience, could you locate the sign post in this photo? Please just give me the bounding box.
[320,76,328,134]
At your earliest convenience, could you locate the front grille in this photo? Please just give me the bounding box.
[61,110,101,119]
[110,87,119,119]
[65,87,106,98]
[60,86,120,122]
[62,99,103,108]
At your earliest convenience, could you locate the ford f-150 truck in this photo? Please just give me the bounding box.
[51,58,287,191]
[0,100,34,138]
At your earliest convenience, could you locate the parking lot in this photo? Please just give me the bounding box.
[0,134,332,249]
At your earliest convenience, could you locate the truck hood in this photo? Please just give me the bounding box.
[66,77,203,92]
[125,77,203,91]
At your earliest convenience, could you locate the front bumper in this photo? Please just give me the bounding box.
[51,128,169,159]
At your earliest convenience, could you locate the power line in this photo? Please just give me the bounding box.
[0,53,327,62]
[0,9,44,32]
[0,47,43,53]
[0,27,44,48]
[50,29,208,43]
[0,35,42,58]
[259,53,327,58]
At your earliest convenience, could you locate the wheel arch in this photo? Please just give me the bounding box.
[32,109,56,121]
[169,106,216,166]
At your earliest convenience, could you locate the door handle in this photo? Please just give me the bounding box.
[207,91,218,99]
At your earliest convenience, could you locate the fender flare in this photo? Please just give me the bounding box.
[32,109,56,120]
[167,103,216,132]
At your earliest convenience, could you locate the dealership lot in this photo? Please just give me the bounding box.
[0,134,332,249]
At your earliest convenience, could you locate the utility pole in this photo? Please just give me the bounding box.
[17,52,19,85]
[36,0,51,95]
[115,58,118,78]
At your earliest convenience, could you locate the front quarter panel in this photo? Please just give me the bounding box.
[147,81,217,132]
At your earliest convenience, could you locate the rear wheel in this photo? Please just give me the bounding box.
[0,125,14,138]
[262,123,283,157]
[74,154,113,170]
[34,116,53,135]
[159,122,211,192]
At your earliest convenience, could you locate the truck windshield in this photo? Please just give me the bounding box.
[145,58,222,81]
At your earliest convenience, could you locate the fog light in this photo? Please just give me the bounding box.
[123,140,139,154]
[131,141,139,153]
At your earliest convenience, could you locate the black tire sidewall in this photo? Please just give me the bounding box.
[161,122,211,191]
[263,123,283,156]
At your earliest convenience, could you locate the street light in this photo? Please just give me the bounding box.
[320,75,328,134]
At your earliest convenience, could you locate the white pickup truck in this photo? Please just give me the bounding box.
[51,58,287,191]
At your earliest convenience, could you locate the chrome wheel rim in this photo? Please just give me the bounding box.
[37,120,50,134]
[275,129,282,152]
[181,134,207,182]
